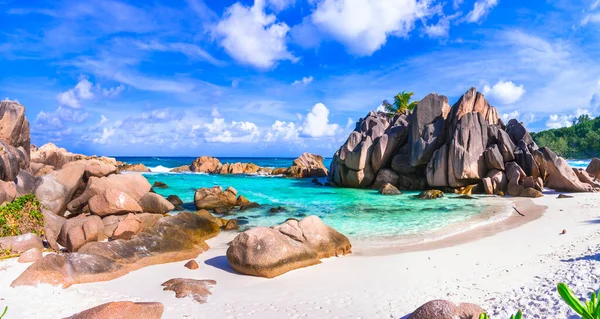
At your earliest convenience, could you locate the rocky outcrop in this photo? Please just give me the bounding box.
[227,216,351,278]
[329,87,598,197]
[379,183,401,195]
[31,142,118,170]
[63,301,164,319]
[285,153,328,178]
[0,180,16,205]
[408,299,484,319]
[194,186,237,210]
[58,214,105,252]
[586,158,600,180]
[12,213,220,288]
[0,141,29,182]
[0,233,44,254]
[0,100,30,157]
[162,278,216,304]
[88,189,143,217]
[119,163,150,172]
[139,192,175,214]
[190,156,222,173]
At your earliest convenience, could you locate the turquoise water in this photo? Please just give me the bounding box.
[117,157,511,246]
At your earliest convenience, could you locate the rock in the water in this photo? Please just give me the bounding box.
[0,233,43,254]
[139,192,175,214]
[170,165,191,173]
[417,190,444,199]
[18,248,43,263]
[408,299,484,319]
[371,169,400,190]
[586,158,600,180]
[89,189,143,217]
[13,213,220,288]
[162,278,216,304]
[286,152,328,178]
[379,183,402,195]
[190,156,222,173]
[153,181,168,188]
[268,206,286,213]
[224,219,239,230]
[227,216,351,278]
[63,301,164,319]
[119,163,150,172]
[184,260,199,270]
[557,194,574,199]
[166,195,184,210]
[194,186,237,210]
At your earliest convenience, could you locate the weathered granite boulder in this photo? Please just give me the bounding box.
[0,100,31,157]
[506,162,543,198]
[118,163,150,172]
[12,213,220,288]
[417,189,444,199]
[408,299,484,319]
[43,208,66,250]
[586,158,600,180]
[194,186,237,210]
[371,121,409,173]
[75,159,117,178]
[0,233,43,254]
[485,169,507,195]
[166,194,184,209]
[30,143,76,169]
[371,168,399,190]
[447,112,489,187]
[139,192,175,214]
[484,144,504,171]
[227,216,351,278]
[58,214,105,252]
[540,147,596,192]
[15,169,37,196]
[286,152,328,178]
[170,165,191,173]
[379,183,401,195]
[89,189,143,217]
[506,119,538,151]
[0,180,16,205]
[34,163,85,216]
[497,129,516,162]
[162,278,216,304]
[0,141,29,182]
[190,156,222,173]
[63,301,164,319]
[112,213,142,240]
[30,162,55,176]
[573,168,600,188]
[17,247,43,263]
[67,173,151,212]
[408,93,450,167]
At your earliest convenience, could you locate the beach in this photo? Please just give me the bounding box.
[2,192,598,318]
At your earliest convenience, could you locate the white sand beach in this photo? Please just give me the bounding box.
[1,193,599,318]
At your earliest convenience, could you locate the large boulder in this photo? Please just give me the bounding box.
[43,208,66,250]
[506,162,543,197]
[573,168,600,188]
[12,213,220,288]
[0,180,16,205]
[89,189,143,217]
[586,158,600,180]
[0,100,30,157]
[0,141,29,182]
[111,213,142,240]
[540,147,596,192]
[286,153,328,178]
[64,301,164,319]
[139,192,175,214]
[118,163,150,172]
[194,186,237,210]
[408,93,450,167]
[190,156,222,173]
[371,168,399,190]
[67,173,151,212]
[484,144,504,171]
[445,87,501,137]
[447,112,489,187]
[371,121,409,173]
[0,233,43,254]
[58,214,105,252]
[30,143,76,169]
[408,299,484,319]
[227,216,351,278]
[506,119,538,151]
[34,163,86,216]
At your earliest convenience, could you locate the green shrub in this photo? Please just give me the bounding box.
[0,194,44,238]
[0,306,6,319]
[558,282,600,319]
[479,310,522,319]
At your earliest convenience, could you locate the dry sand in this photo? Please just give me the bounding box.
[1,192,599,318]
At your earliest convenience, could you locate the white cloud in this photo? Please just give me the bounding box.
[292,76,314,86]
[134,40,224,66]
[102,84,125,97]
[592,0,600,10]
[264,120,299,142]
[582,13,600,25]
[300,103,339,137]
[35,106,89,131]
[99,115,109,125]
[546,114,574,129]
[575,108,592,118]
[203,118,261,143]
[211,107,221,117]
[305,0,435,56]
[424,15,451,38]
[465,0,498,23]
[501,110,520,123]
[453,0,464,10]
[482,81,526,104]
[56,79,94,108]
[214,0,297,69]
[267,0,295,11]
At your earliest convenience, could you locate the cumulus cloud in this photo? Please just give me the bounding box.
[501,110,520,122]
[56,79,94,108]
[545,108,592,129]
[267,0,295,11]
[482,81,526,104]
[35,106,89,132]
[214,0,297,69]
[264,120,299,142]
[102,84,125,98]
[203,118,261,143]
[300,103,339,137]
[298,0,435,56]
[465,0,498,23]
[292,76,314,86]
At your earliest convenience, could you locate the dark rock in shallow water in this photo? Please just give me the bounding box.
[416,190,444,199]
[378,183,402,195]
[240,202,260,211]
[557,194,574,199]
[153,181,168,188]
[162,278,216,304]
[268,206,286,213]
[311,178,319,184]
[166,195,184,210]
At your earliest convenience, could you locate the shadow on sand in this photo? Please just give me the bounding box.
[204,255,238,275]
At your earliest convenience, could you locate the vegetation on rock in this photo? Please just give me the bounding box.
[0,194,44,237]
[382,91,419,115]
[531,114,600,158]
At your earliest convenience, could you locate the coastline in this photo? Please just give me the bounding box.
[2,192,599,318]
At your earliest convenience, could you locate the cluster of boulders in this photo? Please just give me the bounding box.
[227,215,351,278]
[194,186,259,214]
[329,88,600,197]
[179,152,328,178]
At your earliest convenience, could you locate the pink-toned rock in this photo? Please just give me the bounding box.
[139,192,174,214]
[286,153,328,178]
[0,100,31,157]
[30,143,76,169]
[540,147,596,192]
[190,156,222,173]
[0,141,29,182]
[0,180,16,205]
[118,163,150,172]
[63,301,164,319]
[0,233,43,254]
[408,299,485,319]
[64,159,117,178]
[43,208,66,250]
[586,158,600,180]
[18,248,43,263]
[30,162,55,176]
[137,213,163,230]
[112,214,142,240]
[89,189,143,217]
[184,260,199,270]
[102,215,126,238]
[162,278,216,304]
[67,173,151,213]
[194,186,237,210]
[58,214,105,252]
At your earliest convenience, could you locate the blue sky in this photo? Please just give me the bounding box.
[1,0,600,157]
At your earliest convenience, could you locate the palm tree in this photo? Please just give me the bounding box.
[383,91,419,115]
